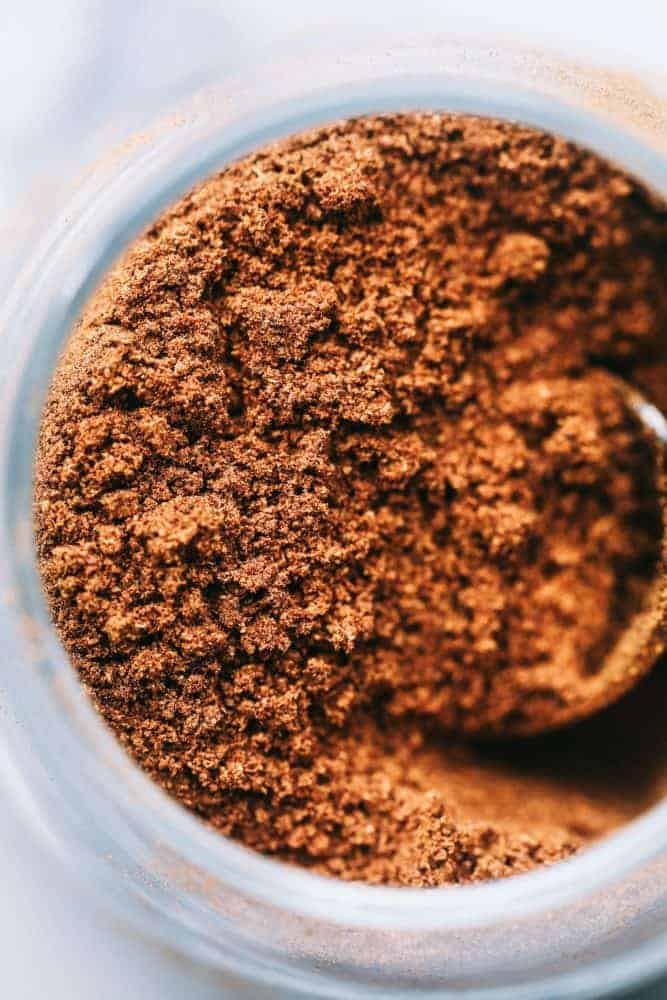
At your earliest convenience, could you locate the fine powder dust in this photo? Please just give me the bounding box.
[35,114,667,886]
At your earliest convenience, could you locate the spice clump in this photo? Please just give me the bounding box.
[36,114,667,886]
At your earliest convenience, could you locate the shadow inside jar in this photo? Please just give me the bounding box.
[416,657,667,842]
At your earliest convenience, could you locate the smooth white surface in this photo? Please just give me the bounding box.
[2,2,667,996]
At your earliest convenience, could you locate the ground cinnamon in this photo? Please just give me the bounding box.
[35,114,667,886]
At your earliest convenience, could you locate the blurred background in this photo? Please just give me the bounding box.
[2,1,667,997]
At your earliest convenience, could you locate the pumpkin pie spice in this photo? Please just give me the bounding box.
[36,114,667,886]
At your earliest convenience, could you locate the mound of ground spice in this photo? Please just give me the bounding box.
[35,114,667,886]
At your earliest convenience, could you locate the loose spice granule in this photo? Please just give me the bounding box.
[36,114,667,886]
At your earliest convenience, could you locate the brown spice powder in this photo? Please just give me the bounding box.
[35,114,667,886]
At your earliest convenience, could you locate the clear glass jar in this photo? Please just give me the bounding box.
[1,36,667,1000]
